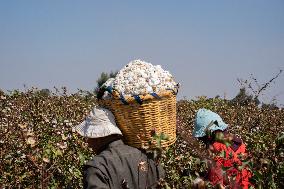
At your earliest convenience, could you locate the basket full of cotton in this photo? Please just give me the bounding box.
[98,59,179,149]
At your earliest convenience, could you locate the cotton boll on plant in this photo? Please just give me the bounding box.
[102,59,178,98]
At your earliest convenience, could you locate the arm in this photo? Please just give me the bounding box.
[83,166,110,189]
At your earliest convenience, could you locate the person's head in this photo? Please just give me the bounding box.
[86,134,122,153]
[193,108,228,143]
[74,107,123,153]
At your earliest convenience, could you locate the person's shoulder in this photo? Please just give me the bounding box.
[85,154,107,169]
[108,140,143,155]
[118,142,142,152]
[86,141,146,167]
[212,141,227,151]
[118,143,147,158]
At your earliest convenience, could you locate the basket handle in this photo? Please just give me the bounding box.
[97,86,120,99]
[119,93,129,105]
[150,93,161,99]
[98,86,129,104]
[134,95,143,105]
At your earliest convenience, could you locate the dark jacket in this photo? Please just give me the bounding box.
[83,140,165,189]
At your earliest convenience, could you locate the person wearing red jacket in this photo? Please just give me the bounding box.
[193,108,252,189]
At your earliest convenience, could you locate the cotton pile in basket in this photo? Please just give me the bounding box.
[102,59,178,97]
[99,59,178,149]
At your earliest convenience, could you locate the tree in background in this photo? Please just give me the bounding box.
[39,89,51,97]
[231,87,260,106]
[95,71,118,93]
[232,69,282,107]
[0,89,4,96]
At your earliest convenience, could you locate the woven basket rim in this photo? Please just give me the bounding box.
[99,88,177,104]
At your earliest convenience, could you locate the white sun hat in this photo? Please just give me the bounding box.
[74,107,122,138]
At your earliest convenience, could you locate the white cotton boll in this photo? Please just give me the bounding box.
[102,92,112,100]
[128,72,134,78]
[125,76,130,80]
[124,80,130,86]
[124,87,130,94]
[154,79,160,86]
[132,74,138,80]
[138,77,146,84]
[137,82,144,89]
[140,71,148,78]
[146,85,153,93]
[102,78,114,88]
[148,79,154,86]
[156,65,162,70]
[149,77,160,86]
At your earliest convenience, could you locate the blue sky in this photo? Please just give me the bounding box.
[0,1,283,105]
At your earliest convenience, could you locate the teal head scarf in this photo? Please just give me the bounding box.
[193,108,228,138]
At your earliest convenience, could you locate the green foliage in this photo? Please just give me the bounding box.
[231,87,260,106]
[96,71,118,89]
[0,90,283,188]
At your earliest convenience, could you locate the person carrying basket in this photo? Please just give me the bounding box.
[74,107,165,189]
[76,59,178,188]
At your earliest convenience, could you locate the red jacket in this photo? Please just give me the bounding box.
[208,141,252,189]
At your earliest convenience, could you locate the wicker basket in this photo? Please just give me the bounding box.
[98,89,177,149]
